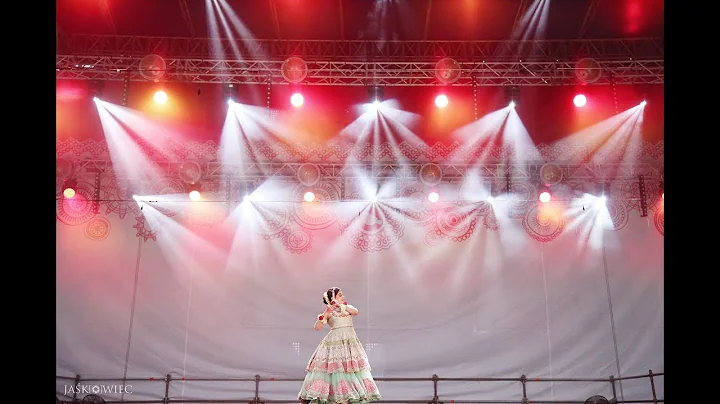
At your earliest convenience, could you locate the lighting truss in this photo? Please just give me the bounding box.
[70,159,663,183]
[56,34,663,86]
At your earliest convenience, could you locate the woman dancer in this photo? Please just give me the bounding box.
[298,287,381,404]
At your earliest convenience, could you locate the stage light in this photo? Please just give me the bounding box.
[509,101,515,108]
[368,85,384,104]
[290,93,304,108]
[573,94,587,107]
[539,191,551,203]
[435,94,448,108]
[659,181,664,199]
[486,196,494,204]
[584,396,610,404]
[641,100,647,106]
[223,83,238,104]
[153,90,168,104]
[428,192,439,203]
[62,179,77,199]
[188,184,201,201]
[304,191,315,202]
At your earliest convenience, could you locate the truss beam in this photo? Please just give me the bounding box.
[56,34,663,62]
[70,160,662,182]
[56,55,663,86]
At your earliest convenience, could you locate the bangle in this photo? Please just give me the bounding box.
[318,315,327,324]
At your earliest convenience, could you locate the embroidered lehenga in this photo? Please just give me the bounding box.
[298,309,380,403]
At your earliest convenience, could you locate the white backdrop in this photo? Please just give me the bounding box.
[56,192,663,403]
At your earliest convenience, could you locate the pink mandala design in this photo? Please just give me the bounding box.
[57,181,96,226]
[508,183,536,219]
[282,228,313,254]
[484,210,498,230]
[151,179,187,217]
[426,205,478,244]
[292,182,340,230]
[522,205,565,243]
[654,208,664,236]
[344,205,404,252]
[84,217,111,241]
[602,198,629,231]
[133,216,157,242]
[256,204,291,240]
[102,179,139,220]
[396,185,432,221]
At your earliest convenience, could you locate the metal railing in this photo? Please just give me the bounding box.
[56,370,663,404]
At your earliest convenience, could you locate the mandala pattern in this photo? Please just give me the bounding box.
[84,217,111,241]
[57,181,97,226]
[282,228,313,254]
[508,183,537,219]
[133,215,157,242]
[292,182,341,230]
[426,205,478,244]
[396,185,432,221]
[102,179,139,220]
[151,179,187,217]
[522,204,565,243]
[55,138,664,249]
[654,207,664,236]
[484,210,499,230]
[342,205,404,252]
[602,198,629,231]
[256,204,291,239]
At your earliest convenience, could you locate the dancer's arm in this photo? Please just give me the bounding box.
[339,301,358,316]
[314,306,333,331]
[345,304,359,316]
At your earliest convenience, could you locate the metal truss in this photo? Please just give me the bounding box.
[71,159,663,182]
[56,34,663,86]
[57,34,663,61]
[56,55,663,86]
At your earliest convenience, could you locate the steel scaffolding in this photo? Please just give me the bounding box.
[56,34,663,86]
[56,371,664,404]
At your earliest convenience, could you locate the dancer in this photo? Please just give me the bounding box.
[298,287,381,404]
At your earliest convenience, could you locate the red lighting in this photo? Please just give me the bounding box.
[573,94,587,107]
[290,93,304,108]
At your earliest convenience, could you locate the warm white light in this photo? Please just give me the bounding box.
[435,94,449,108]
[290,93,304,107]
[509,101,515,108]
[304,191,315,202]
[189,190,201,201]
[428,192,439,203]
[154,90,168,104]
[641,100,647,106]
[573,94,587,107]
[539,191,551,203]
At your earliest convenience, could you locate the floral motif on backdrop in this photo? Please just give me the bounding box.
[56,138,664,252]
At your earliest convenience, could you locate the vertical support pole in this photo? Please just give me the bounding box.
[638,174,648,217]
[72,375,81,403]
[93,172,101,214]
[122,72,131,106]
[432,374,439,404]
[648,369,658,403]
[520,375,528,404]
[609,375,618,403]
[254,374,261,404]
[163,374,171,404]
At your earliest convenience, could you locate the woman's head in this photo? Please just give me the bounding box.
[322,287,342,304]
